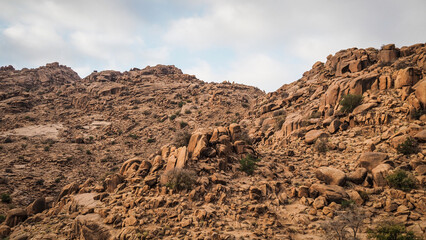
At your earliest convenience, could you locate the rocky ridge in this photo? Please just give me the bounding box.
[0,43,425,239]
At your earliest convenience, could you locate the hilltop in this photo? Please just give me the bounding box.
[0,43,425,239]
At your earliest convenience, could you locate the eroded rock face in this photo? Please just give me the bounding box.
[315,167,346,186]
[358,152,388,172]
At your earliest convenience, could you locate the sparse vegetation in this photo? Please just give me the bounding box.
[341,199,355,209]
[175,131,191,147]
[396,137,419,155]
[239,154,260,175]
[185,109,191,114]
[169,114,177,120]
[339,94,363,114]
[386,169,416,192]
[0,214,5,223]
[314,137,328,153]
[164,169,196,191]
[411,108,426,120]
[4,137,12,143]
[180,121,188,128]
[321,208,365,240]
[128,134,139,140]
[1,193,11,203]
[367,222,419,240]
[86,150,92,155]
[147,138,156,143]
[44,146,50,151]
[178,101,185,108]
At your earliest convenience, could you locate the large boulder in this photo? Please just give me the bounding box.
[414,130,426,142]
[352,103,377,115]
[347,168,368,184]
[372,164,392,187]
[395,67,421,89]
[310,184,349,203]
[119,157,142,178]
[175,146,188,169]
[26,197,46,215]
[305,130,328,144]
[358,152,388,172]
[315,167,346,186]
[57,182,80,202]
[70,214,112,240]
[5,208,28,227]
[415,79,426,108]
[378,44,399,63]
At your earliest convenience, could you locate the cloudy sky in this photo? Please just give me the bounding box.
[1,0,425,92]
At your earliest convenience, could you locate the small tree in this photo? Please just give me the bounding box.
[321,208,365,240]
[340,94,363,114]
[367,222,419,240]
[396,137,419,155]
[386,169,416,192]
[239,154,260,175]
[164,169,196,191]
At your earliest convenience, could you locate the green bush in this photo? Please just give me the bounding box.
[180,121,188,128]
[147,138,156,143]
[169,114,177,121]
[174,131,191,147]
[411,109,426,120]
[386,169,416,192]
[396,137,419,155]
[339,94,363,114]
[368,222,419,240]
[314,138,328,153]
[185,110,191,114]
[165,169,196,191]
[0,214,5,223]
[239,154,260,175]
[1,193,11,203]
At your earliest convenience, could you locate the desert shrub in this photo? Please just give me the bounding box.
[44,146,50,151]
[341,199,355,209]
[4,137,12,143]
[142,110,151,115]
[242,103,249,108]
[314,137,328,153]
[169,114,177,120]
[239,154,260,175]
[339,94,363,114]
[0,214,5,223]
[396,137,419,155]
[86,150,92,155]
[180,121,188,128]
[1,193,11,203]
[321,208,365,240]
[178,101,185,108]
[164,169,196,191]
[128,134,139,140]
[175,131,191,147]
[367,222,419,240]
[147,138,156,143]
[411,109,426,120]
[386,169,416,192]
[185,109,191,114]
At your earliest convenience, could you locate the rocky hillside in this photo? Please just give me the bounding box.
[0,43,425,240]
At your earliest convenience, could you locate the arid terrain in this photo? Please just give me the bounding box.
[0,43,425,239]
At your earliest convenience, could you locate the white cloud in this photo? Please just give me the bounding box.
[1,0,425,91]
